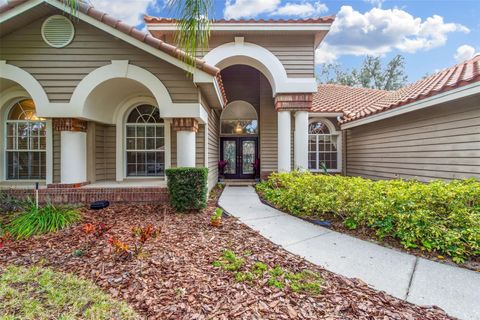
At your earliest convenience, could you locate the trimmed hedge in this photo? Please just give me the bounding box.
[256,172,480,263]
[166,167,208,212]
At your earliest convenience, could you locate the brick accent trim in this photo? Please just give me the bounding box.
[47,182,90,189]
[275,93,313,111]
[171,118,199,132]
[53,118,88,132]
[3,187,169,205]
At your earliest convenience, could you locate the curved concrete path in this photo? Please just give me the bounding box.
[219,186,480,320]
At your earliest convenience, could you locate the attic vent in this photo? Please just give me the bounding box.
[41,15,75,48]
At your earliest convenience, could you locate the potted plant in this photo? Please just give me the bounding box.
[218,160,227,182]
[211,207,223,228]
[252,158,260,182]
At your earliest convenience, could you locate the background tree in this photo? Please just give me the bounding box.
[318,55,408,90]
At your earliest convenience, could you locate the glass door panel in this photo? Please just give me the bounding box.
[241,140,255,175]
[223,140,237,175]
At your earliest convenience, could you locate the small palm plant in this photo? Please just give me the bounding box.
[210,207,223,228]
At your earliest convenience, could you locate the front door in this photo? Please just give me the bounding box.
[221,137,258,179]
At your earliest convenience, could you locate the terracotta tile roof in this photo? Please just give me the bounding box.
[0,0,228,104]
[312,84,388,118]
[314,55,480,123]
[144,16,335,24]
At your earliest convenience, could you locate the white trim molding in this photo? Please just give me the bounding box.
[203,42,317,95]
[341,82,480,129]
[0,61,50,111]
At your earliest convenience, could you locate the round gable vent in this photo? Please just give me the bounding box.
[41,15,75,48]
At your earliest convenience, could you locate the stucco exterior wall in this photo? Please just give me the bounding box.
[345,95,480,181]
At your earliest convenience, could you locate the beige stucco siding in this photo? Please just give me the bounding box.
[0,17,198,103]
[199,34,315,78]
[207,108,220,189]
[259,76,277,174]
[345,95,480,181]
[93,123,116,182]
[196,124,205,167]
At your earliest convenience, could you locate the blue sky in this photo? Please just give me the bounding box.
[91,1,479,83]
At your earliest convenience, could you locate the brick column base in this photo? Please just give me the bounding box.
[274,93,313,111]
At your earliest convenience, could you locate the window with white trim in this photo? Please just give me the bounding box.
[5,99,46,180]
[308,120,340,172]
[125,105,165,177]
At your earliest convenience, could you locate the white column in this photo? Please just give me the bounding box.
[294,111,309,170]
[60,131,87,184]
[277,110,291,172]
[177,130,196,167]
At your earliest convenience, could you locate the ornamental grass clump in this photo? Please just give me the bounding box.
[256,172,480,263]
[6,202,81,240]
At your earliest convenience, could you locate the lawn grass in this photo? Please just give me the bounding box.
[0,265,139,320]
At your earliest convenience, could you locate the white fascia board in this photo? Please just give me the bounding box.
[212,78,225,109]
[147,23,331,32]
[162,103,209,124]
[341,82,480,130]
[0,0,43,23]
[43,0,214,81]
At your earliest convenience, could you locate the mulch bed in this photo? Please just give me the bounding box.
[0,193,454,319]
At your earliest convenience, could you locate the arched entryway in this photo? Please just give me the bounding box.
[220,100,259,179]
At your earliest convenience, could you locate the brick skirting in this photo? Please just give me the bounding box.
[4,187,169,205]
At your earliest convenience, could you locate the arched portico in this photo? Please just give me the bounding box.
[70,60,175,123]
[203,41,317,95]
[0,61,50,111]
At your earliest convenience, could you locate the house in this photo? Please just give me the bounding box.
[0,0,479,203]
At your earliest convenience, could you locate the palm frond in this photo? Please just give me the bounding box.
[170,0,212,69]
[61,0,79,16]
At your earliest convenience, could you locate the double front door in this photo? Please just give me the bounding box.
[220,137,258,179]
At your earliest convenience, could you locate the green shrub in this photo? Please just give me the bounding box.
[257,172,480,263]
[7,202,81,239]
[166,167,208,212]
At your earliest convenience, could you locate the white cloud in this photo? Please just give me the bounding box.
[91,0,155,27]
[454,45,476,62]
[224,0,280,20]
[316,6,469,64]
[224,0,328,20]
[272,2,328,18]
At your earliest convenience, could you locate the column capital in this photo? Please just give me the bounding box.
[53,118,87,132]
[275,93,313,111]
[171,118,199,133]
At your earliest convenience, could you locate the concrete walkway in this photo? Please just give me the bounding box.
[219,186,480,320]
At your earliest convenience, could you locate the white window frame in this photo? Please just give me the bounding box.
[3,99,48,181]
[308,117,342,173]
[124,105,165,178]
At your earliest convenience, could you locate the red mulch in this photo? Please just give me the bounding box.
[0,196,454,319]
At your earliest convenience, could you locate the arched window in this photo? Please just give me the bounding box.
[220,101,258,135]
[125,105,164,177]
[5,99,46,180]
[308,120,341,172]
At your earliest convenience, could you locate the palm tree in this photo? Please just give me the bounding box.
[62,0,212,68]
